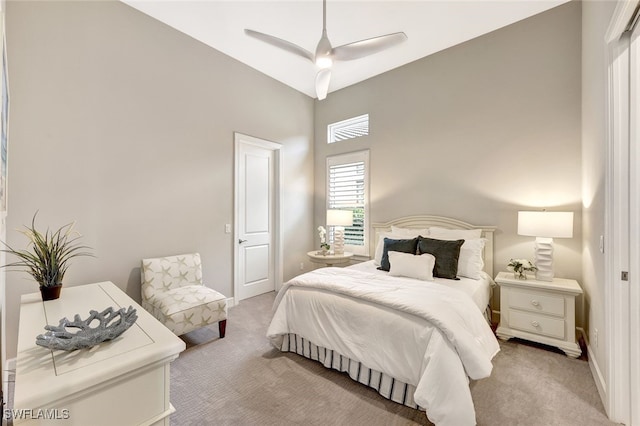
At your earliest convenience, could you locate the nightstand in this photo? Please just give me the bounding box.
[495,271,583,358]
[307,251,353,267]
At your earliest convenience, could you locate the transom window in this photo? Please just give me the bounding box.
[327,114,369,143]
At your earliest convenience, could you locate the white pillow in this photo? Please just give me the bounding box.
[457,238,486,280]
[388,251,435,281]
[373,232,387,266]
[374,229,427,266]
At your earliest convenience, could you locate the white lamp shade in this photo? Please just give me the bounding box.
[517,211,574,238]
[326,209,353,227]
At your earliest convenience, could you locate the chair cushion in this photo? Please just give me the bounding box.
[143,285,227,336]
[149,285,225,315]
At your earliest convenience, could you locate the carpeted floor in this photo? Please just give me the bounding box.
[170,291,617,426]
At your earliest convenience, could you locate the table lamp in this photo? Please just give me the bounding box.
[327,209,353,255]
[517,211,574,281]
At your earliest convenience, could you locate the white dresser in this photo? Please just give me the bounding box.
[14,282,186,425]
[495,271,583,358]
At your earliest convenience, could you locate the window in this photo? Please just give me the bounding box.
[326,150,370,256]
[327,114,369,143]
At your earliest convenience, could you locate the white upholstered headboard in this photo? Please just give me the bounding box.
[371,215,497,278]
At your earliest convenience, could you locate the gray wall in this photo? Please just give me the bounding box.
[3,1,314,359]
[314,2,583,318]
[581,0,617,401]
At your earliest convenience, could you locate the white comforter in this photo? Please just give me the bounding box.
[267,267,500,426]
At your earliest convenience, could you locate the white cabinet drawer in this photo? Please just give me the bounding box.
[508,288,565,317]
[508,309,566,339]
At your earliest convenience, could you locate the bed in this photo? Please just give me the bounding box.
[267,215,500,426]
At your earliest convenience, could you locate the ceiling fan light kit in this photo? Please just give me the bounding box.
[245,0,407,100]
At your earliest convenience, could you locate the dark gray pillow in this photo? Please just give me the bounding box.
[377,237,419,272]
[417,237,464,279]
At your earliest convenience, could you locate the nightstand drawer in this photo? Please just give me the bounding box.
[508,309,565,339]
[508,288,565,317]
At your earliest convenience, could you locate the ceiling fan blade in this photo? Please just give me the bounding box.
[332,32,407,61]
[245,29,314,62]
[315,68,331,100]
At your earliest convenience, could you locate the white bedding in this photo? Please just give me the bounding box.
[267,265,500,426]
[348,260,494,312]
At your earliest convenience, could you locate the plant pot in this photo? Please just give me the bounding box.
[40,284,62,301]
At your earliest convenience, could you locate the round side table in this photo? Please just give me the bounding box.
[306,251,353,267]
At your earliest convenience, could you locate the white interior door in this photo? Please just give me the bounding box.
[606,3,640,422]
[234,133,281,301]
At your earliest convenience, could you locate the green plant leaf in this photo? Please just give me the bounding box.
[0,212,94,287]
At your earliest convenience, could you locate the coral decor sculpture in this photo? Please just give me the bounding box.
[36,306,138,351]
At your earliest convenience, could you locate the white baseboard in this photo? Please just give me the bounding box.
[226,297,236,308]
[576,327,609,417]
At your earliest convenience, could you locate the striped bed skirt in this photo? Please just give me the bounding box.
[279,333,423,410]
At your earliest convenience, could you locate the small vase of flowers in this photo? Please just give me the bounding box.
[317,226,330,255]
[507,258,536,280]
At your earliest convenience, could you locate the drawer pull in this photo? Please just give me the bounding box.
[531,300,540,307]
[531,321,540,327]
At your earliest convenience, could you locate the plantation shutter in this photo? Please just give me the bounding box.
[328,161,365,247]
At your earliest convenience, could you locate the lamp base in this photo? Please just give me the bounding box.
[534,237,554,281]
[333,227,345,255]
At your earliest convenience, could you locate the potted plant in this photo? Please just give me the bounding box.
[2,212,93,300]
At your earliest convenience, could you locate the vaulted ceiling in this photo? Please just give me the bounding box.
[122,0,570,99]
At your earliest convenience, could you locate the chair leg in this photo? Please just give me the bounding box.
[218,319,227,338]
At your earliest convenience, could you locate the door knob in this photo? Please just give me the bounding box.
[239,239,248,244]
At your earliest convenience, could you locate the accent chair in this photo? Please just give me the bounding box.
[141,253,227,337]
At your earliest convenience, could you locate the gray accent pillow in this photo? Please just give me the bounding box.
[417,237,464,279]
[377,237,419,272]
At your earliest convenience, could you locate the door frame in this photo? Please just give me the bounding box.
[630,22,640,425]
[605,1,640,423]
[233,132,283,304]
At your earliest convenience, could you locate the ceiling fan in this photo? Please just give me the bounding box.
[245,0,407,100]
